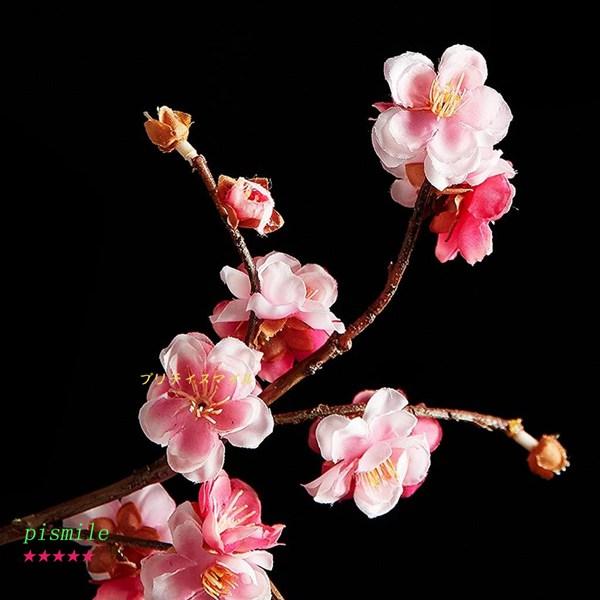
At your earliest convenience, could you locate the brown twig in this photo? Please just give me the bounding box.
[80,530,172,551]
[270,578,286,600]
[191,155,260,347]
[273,402,511,431]
[260,182,437,406]
[0,457,174,546]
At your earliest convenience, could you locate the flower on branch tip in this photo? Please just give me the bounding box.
[138,333,274,483]
[198,470,284,554]
[303,388,441,518]
[211,251,345,382]
[144,106,192,152]
[141,500,273,600]
[391,161,515,265]
[528,435,569,480]
[217,175,284,235]
[372,44,512,191]
[63,484,175,595]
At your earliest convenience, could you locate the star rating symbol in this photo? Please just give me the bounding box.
[23,550,35,562]
[52,550,65,562]
[81,549,94,562]
[38,550,50,562]
[67,550,80,562]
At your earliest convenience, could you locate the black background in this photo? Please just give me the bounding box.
[3,9,591,599]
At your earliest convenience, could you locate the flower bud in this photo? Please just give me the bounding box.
[144,106,192,152]
[527,435,569,480]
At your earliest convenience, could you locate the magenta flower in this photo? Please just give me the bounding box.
[217,176,283,235]
[139,333,274,483]
[141,502,273,600]
[303,388,434,518]
[372,44,512,190]
[198,470,284,554]
[431,173,515,265]
[211,251,344,381]
[63,484,175,591]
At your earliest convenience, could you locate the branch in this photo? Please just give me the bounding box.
[270,578,286,600]
[190,155,261,347]
[0,457,174,546]
[273,402,511,431]
[81,530,172,551]
[260,182,437,406]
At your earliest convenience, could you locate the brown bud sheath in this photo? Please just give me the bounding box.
[144,106,192,152]
[527,435,569,480]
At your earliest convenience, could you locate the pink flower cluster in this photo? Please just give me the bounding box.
[305,389,442,518]
[142,471,283,600]
[372,44,516,264]
[139,333,273,483]
[212,251,345,381]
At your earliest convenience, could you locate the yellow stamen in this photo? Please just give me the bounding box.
[202,564,238,599]
[358,458,397,488]
[429,73,465,118]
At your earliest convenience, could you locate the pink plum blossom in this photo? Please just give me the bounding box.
[138,333,274,483]
[372,44,512,190]
[198,470,284,554]
[141,502,273,600]
[430,173,515,265]
[63,484,175,590]
[217,175,283,235]
[303,388,436,518]
[211,251,344,381]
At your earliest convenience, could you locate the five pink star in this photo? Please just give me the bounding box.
[23,550,35,562]
[67,550,79,562]
[52,550,65,562]
[81,549,94,562]
[38,550,50,562]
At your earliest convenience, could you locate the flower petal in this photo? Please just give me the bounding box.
[362,388,409,423]
[316,415,369,462]
[465,174,514,221]
[209,337,262,376]
[295,263,338,307]
[438,44,488,90]
[356,441,392,473]
[122,484,176,543]
[140,553,197,600]
[390,178,418,208]
[220,266,251,299]
[139,395,190,446]
[166,419,218,474]
[412,417,443,452]
[182,440,226,483]
[384,52,436,108]
[303,459,357,504]
[223,396,274,449]
[457,85,512,145]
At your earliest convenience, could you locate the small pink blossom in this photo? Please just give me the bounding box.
[211,251,344,381]
[64,484,175,584]
[431,172,515,265]
[372,44,512,190]
[138,333,274,483]
[217,175,283,235]
[198,470,284,554]
[303,388,436,518]
[141,502,273,600]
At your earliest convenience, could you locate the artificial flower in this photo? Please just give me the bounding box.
[144,106,192,153]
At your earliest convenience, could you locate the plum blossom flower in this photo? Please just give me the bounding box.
[144,106,192,153]
[431,172,515,265]
[141,502,273,600]
[63,484,175,597]
[198,470,284,554]
[372,44,512,190]
[304,388,435,518]
[217,175,284,235]
[307,389,442,500]
[138,333,274,483]
[211,251,345,381]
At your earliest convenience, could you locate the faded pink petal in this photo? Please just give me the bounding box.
[362,388,409,422]
[437,44,488,90]
[139,394,189,446]
[257,350,294,382]
[122,484,176,544]
[295,263,338,307]
[457,86,512,145]
[384,52,435,108]
[166,420,219,474]
[391,178,418,208]
[412,417,443,452]
[222,396,274,449]
[140,553,200,600]
[303,459,357,504]
[182,440,226,484]
[220,265,251,299]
